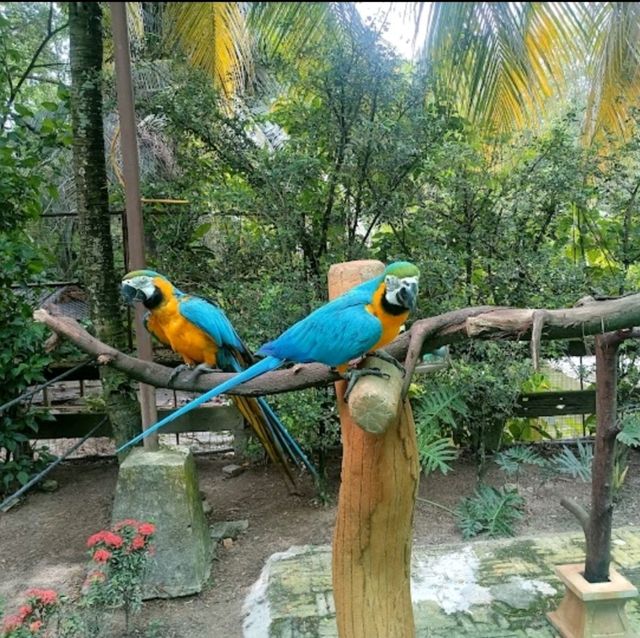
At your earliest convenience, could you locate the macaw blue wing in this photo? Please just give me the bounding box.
[177,295,247,369]
[258,278,383,367]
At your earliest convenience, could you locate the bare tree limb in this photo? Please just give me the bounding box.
[35,292,640,397]
[530,310,549,372]
[560,497,589,535]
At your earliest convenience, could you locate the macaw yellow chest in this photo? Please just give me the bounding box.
[147,301,218,367]
[366,282,409,351]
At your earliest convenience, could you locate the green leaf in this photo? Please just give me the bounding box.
[494,446,546,476]
[456,484,525,539]
[552,441,593,481]
[16,471,30,486]
[192,222,212,240]
[13,103,34,117]
[618,413,640,448]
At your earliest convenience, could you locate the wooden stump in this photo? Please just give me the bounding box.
[329,260,419,638]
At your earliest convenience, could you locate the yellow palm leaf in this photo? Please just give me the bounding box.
[421,2,587,135]
[165,2,253,98]
[584,2,640,142]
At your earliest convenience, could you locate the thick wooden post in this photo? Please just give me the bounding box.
[584,333,621,582]
[329,260,419,638]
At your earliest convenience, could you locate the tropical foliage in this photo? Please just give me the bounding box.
[4,1,640,480]
[419,2,640,140]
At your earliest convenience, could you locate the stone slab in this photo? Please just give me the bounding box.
[242,527,640,638]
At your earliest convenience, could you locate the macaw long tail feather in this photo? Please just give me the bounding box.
[228,359,318,481]
[232,395,296,486]
[256,397,319,480]
[116,356,284,453]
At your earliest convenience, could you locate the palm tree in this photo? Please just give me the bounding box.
[416,2,640,142]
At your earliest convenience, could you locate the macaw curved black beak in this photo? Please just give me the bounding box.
[121,282,145,304]
[397,281,418,313]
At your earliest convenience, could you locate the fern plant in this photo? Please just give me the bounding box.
[413,387,465,475]
[551,440,593,482]
[456,484,525,539]
[494,446,547,479]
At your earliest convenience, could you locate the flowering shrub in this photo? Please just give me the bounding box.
[82,520,156,631]
[1,520,156,637]
[2,589,59,637]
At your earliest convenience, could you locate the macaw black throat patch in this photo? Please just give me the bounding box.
[381,287,408,316]
[143,287,163,310]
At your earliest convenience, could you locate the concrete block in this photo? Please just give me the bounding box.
[112,446,213,599]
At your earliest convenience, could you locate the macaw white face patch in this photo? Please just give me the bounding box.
[123,275,157,301]
[384,275,419,309]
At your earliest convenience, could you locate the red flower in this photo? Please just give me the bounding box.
[114,518,141,530]
[87,530,123,549]
[93,549,112,563]
[2,614,22,632]
[130,535,146,550]
[17,604,33,621]
[101,531,123,549]
[86,531,106,548]
[25,589,58,606]
[29,620,43,633]
[138,522,155,537]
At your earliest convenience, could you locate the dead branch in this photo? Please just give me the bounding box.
[560,497,589,535]
[35,292,640,396]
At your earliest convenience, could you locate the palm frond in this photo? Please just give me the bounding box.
[248,2,333,60]
[584,2,640,142]
[420,2,588,134]
[165,2,253,98]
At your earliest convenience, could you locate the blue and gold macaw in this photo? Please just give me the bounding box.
[120,270,317,482]
[118,261,420,453]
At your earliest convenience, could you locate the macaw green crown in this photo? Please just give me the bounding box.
[384,261,420,279]
[123,269,167,281]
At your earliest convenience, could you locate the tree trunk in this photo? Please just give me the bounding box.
[584,333,620,582]
[329,260,419,638]
[69,2,141,452]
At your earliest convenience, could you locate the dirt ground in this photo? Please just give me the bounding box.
[2,447,640,637]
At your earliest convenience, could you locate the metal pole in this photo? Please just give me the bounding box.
[110,2,158,451]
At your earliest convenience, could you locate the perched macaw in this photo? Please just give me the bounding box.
[118,261,420,453]
[120,270,317,481]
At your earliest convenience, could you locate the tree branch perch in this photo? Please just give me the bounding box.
[35,292,640,397]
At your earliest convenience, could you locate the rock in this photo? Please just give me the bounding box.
[222,538,234,549]
[202,499,213,516]
[223,464,244,478]
[112,446,213,599]
[40,479,59,493]
[210,519,249,543]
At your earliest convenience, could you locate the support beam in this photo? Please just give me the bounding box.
[109,2,158,450]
